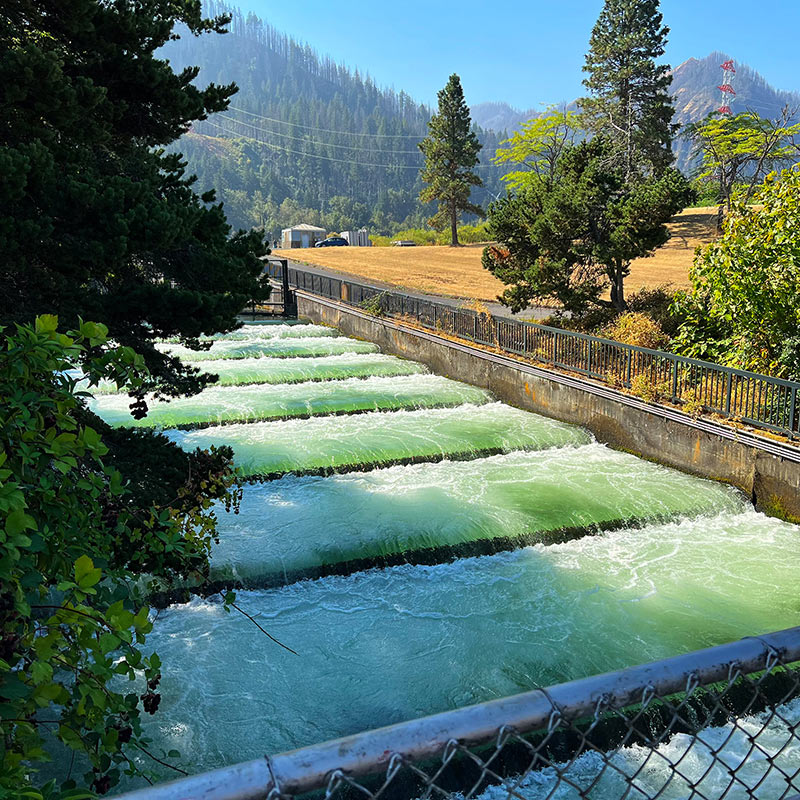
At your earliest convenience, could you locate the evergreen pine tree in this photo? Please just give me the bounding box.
[1,0,269,398]
[418,74,483,246]
[579,0,677,180]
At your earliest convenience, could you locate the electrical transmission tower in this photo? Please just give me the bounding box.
[717,59,736,115]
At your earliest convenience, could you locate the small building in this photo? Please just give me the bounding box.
[281,224,327,249]
[340,228,372,247]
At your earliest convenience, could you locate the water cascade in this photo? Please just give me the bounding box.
[158,335,378,361]
[207,445,745,586]
[164,403,590,477]
[89,374,492,429]
[139,511,800,776]
[82,320,800,794]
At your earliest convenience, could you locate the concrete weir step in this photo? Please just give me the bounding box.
[163,402,591,479]
[194,443,745,592]
[89,374,491,430]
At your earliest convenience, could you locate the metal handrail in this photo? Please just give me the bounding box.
[111,626,800,800]
[265,259,800,438]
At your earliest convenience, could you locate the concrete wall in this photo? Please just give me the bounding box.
[298,292,800,523]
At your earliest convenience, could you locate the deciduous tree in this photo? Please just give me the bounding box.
[684,109,800,225]
[672,168,800,377]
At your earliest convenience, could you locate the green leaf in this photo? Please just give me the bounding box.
[5,509,35,536]
[74,554,101,589]
[34,314,59,334]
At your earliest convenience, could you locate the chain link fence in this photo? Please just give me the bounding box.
[114,627,800,800]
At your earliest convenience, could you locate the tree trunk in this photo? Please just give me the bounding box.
[450,206,459,247]
[609,266,626,312]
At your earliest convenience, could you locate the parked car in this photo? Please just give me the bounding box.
[315,237,349,247]
[391,240,416,247]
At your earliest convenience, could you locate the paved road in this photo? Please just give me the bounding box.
[275,256,555,322]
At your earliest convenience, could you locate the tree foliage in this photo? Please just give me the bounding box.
[0,318,240,797]
[0,0,269,399]
[580,0,676,179]
[672,168,800,377]
[483,138,693,313]
[493,108,584,191]
[684,109,800,215]
[419,74,483,246]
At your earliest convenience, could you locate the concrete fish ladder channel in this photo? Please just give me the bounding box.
[88,320,800,796]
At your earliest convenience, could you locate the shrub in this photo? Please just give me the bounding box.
[0,317,239,795]
[601,312,670,350]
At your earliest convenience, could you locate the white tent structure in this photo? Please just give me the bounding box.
[281,224,327,249]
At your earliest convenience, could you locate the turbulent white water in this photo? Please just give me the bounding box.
[193,322,340,341]
[474,698,800,799]
[89,374,492,428]
[157,335,378,360]
[133,512,800,781]
[78,353,427,393]
[208,445,745,584]
[164,402,591,476]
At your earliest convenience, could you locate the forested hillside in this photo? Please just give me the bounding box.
[162,2,507,234]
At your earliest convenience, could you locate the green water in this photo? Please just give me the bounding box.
[198,352,427,386]
[208,445,745,585]
[89,374,491,429]
[163,322,339,342]
[78,353,427,393]
[87,319,800,796]
[130,510,800,782]
[164,402,591,476]
[157,335,378,361]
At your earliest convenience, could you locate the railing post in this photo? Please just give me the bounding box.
[473,313,477,341]
[725,371,732,415]
[790,386,797,438]
[433,303,437,329]
[671,359,679,401]
[625,348,632,387]
[523,324,528,354]
[587,339,592,376]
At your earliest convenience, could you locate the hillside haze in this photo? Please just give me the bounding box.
[164,6,799,233]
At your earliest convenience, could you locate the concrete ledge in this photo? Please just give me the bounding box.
[297,291,800,522]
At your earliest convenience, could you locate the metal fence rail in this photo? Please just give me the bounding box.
[113,626,800,800]
[265,259,800,439]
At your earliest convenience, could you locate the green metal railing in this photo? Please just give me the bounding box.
[264,259,800,439]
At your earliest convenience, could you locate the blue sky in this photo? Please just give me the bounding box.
[223,0,798,109]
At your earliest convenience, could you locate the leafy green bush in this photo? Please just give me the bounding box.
[370,222,490,247]
[672,168,800,376]
[0,317,239,796]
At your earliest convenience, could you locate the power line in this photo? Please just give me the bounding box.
[201,119,501,171]
[214,113,423,154]
[227,105,427,139]
[202,119,424,169]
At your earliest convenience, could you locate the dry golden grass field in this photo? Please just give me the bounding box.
[275,207,718,304]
